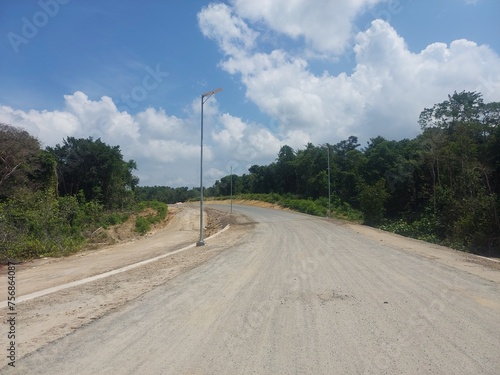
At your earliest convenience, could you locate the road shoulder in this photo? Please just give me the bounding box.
[0,206,253,358]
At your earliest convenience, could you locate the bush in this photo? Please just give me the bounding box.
[280,198,326,216]
[380,217,440,244]
[134,200,168,235]
[102,212,130,227]
[0,192,88,262]
[135,216,150,235]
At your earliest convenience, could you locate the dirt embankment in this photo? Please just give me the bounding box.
[204,199,288,210]
[87,207,172,248]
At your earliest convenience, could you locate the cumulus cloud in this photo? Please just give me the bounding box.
[64,91,140,143]
[0,106,80,145]
[198,3,500,144]
[0,91,284,187]
[230,0,384,54]
[198,3,258,57]
[135,108,184,139]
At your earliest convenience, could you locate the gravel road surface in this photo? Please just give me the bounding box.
[3,204,499,374]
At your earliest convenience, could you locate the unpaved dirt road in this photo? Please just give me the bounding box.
[2,204,500,374]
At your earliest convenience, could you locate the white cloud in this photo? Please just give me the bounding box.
[64,91,140,142]
[230,0,384,54]
[143,139,203,163]
[198,5,500,144]
[211,113,282,166]
[0,106,80,145]
[212,113,246,147]
[198,3,258,57]
[135,107,183,138]
[0,92,201,186]
[351,22,500,137]
[0,91,285,187]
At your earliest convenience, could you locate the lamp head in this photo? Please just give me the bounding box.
[202,87,223,98]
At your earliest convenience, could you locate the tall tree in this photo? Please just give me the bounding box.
[275,145,297,194]
[418,91,485,131]
[417,91,500,251]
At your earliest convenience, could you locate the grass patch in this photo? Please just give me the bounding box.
[379,217,440,244]
[102,212,130,227]
[134,200,168,235]
[201,193,363,222]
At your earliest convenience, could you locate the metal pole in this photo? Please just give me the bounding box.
[197,94,205,246]
[196,88,222,247]
[230,165,233,214]
[327,145,331,219]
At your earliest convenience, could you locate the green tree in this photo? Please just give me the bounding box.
[363,137,420,217]
[417,91,500,252]
[275,145,297,194]
[359,179,389,226]
[292,143,326,198]
[48,137,139,208]
[330,137,364,205]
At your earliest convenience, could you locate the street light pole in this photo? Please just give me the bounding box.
[230,165,233,214]
[197,87,223,247]
[322,144,331,219]
[327,145,331,219]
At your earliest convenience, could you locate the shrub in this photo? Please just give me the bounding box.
[380,217,439,244]
[135,216,150,235]
[133,200,168,235]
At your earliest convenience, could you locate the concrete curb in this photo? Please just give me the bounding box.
[12,225,230,304]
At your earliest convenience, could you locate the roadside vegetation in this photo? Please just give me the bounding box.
[134,200,168,235]
[205,193,363,222]
[202,92,500,256]
[0,128,166,263]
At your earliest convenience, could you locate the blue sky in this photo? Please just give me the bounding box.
[1,0,499,187]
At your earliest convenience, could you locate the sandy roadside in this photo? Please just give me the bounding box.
[0,205,251,358]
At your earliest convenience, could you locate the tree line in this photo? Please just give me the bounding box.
[0,129,140,262]
[206,91,500,255]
